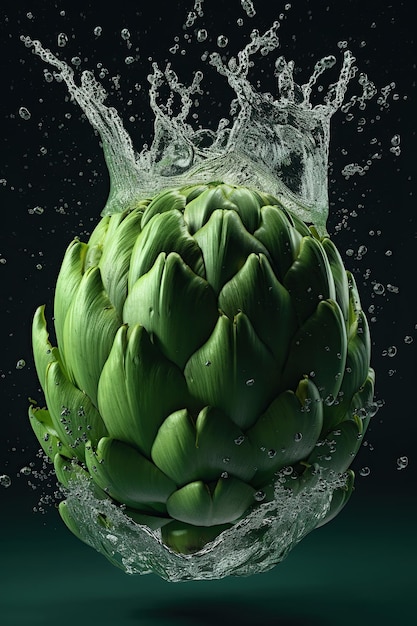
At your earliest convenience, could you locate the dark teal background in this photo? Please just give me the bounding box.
[1,0,415,624]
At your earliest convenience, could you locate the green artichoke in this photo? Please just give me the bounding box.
[30,181,374,562]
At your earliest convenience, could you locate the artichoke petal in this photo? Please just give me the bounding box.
[247,378,323,484]
[32,305,62,393]
[124,252,218,369]
[44,360,108,463]
[98,209,143,315]
[193,209,269,294]
[161,520,232,554]
[183,185,238,233]
[129,209,204,287]
[218,252,295,371]
[84,437,176,509]
[184,312,280,429]
[54,240,88,359]
[151,406,256,486]
[28,405,72,461]
[283,236,336,325]
[62,266,121,406]
[97,324,189,457]
[253,205,303,281]
[166,477,255,526]
[315,470,355,528]
[141,188,187,227]
[283,299,347,402]
[321,238,350,324]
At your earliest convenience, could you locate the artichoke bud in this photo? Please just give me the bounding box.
[30,181,374,557]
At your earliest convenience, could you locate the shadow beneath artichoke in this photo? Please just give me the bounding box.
[136,596,325,626]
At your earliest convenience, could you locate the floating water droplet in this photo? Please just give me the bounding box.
[20,466,32,476]
[387,345,397,357]
[391,134,401,146]
[0,474,11,488]
[241,0,256,17]
[396,456,408,470]
[57,33,68,48]
[125,56,135,65]
[16,359,26,370]
[196,29,207,42]
[205,360,211,366]
[359,467,370,477]
[254,490,266,502]
[18,106,31,120]
[217,34,228,48]
[404,335,413,344]
[121,28,130,40]
[94,26,102,37]
[246,378,255,387]
[373,282,385,295]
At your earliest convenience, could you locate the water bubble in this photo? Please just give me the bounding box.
[57,33,68,48]
[359,467,370,477]
[254,490,266,502]
[234,435,245,445]
[404,336,413,344]
[217,35,228,48]
[387,346,397,357]
[16,359,26,370]
[0,474,12,488]
[391,134,401,147]
[222,457,230,464]
[121,28,131,40]
[241,0,256,17]
[18,106,31,120]
[197,29,208,42]
[387,284,399,294]
[94,26,102,37]
[267,449,277,459]
[20,466,32,476]
[246,378,255,387]
[125,56,135,65]
[373,283,385,295]
[294,432,303,442]
[396,456,408,470]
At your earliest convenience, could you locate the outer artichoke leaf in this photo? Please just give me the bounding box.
[62,266,121,407]
[307,415,363,474]
[129,210,204,288]
[28,405,72,461]
[124,252,218,369]
[84,437,176,509]
[315,470,355,528]
[85,214,110,251]
[218,252,295,371]
[98,209,143,315]
[58,500,89,545]
[183,185,238,234]
[283,236,336,325]
[283,299,347,403]
[124,507,172,530]
[151,406,256,486]
[166,477,255,527]
[193,209,269,295]
[253,205,303,281]
[226,186,264,233]
[321,238,350,324]
[323,310,371,431]
[184,313,280,430]
[246,378,323,483]
[161,520,232,554]
[97,324,189,457]
[44,360,108,463]
[141,188,187,227]
[54,240,88,358]
[346,272,363,335]
[32,305,59,393]
[54,452,104,496]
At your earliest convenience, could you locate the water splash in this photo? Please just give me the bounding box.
[21,20,373,235]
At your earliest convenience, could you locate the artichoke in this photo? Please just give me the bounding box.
[30,181,374,563]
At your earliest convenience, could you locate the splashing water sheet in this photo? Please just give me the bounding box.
[0,0,416,623]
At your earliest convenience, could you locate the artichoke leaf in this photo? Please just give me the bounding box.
[28,405,72,461]
[253,205,303,281]
[321,238,350,324]
[54,240,88,359]
[97,324,189,457]
[129,209,204,287]
[166,477,255,527]
[247,378,323,484]
[283,299,347,402]
[184,312,280,430]
[183,185,239,234]
[151,406,256,486]
[98,209,143,315]
[193,209,269,295]
[124,252,218,369]
[84,437,176,510]
[32,305,63,393]
[283,236,336,325]
[124,508,172,530]
[44,360,108,463]
[218,252,295,371]
[315,470,355,528]
[161,520,232,554]
[62,266,121,407]
[141,188,187,227]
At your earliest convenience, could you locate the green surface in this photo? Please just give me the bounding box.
[1,493,414,626]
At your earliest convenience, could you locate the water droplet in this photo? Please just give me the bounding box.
[125,56,135,65]
[16,359,26,369]
[391,134,401,146]
[0,474,12,488]
[396,456,408,470]
[217,34,228,48]
[220,471,229,479]
[234,435,245,445]
[57,33,68,48]
[20,466,32,476]
[267,449,276,458]
[359,467,370,477]
[387,345,397,357]
[197,29,207,42]
[254,490,266,502]
[18,106,31,120]
[241,0,256,18]
[94,26,102,37]
[404,335,413,344]
[373,282,385,295]
[205,360,212,366]
[222,457,230,464]
[121,28,131,40]
[245,378,255,387]
[294,432,303,442]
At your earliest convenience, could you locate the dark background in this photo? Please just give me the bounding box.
[0,1,415,624]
